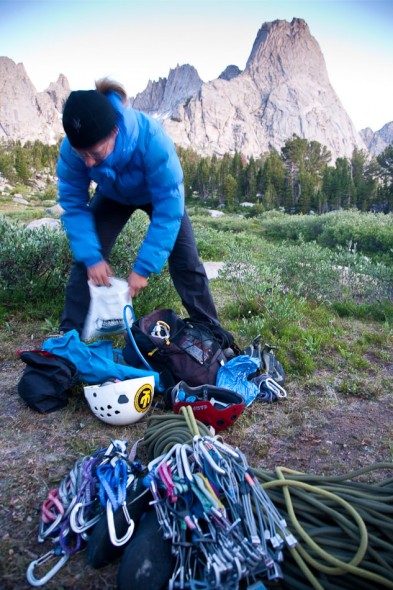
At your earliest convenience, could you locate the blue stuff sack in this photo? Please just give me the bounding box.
[216,355,260,407]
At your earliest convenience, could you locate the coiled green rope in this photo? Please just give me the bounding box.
[141,408,209,459]
[141,412,393,589]
[256,465,393,589]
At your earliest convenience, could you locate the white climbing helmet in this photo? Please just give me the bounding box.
[84,376,155,426]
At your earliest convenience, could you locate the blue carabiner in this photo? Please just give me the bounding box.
[26,546,69,587]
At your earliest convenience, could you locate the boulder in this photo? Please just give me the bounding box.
[26,218,61,230]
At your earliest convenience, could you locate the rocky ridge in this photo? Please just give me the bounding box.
[131,64,203,122]
[145,19,366,161]
[1,19,392,160]
[0,57,70,144]
[360,122,393,157]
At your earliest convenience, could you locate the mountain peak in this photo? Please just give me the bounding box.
[219,65,242,81]
[131,63,202,120]
[160,18,365,160]
[360,121,393,156]
[0,56,69,143]
[0,19,380,158]
[246,18,309,69]
[245,17,326,85]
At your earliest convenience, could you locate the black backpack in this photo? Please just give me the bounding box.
[123,309,229,389]
[17,349,79,413]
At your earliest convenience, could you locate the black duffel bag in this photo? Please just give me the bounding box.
[17,349,79,413]
[123,308,229,388]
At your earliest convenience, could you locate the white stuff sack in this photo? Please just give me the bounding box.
[82,277,133,341]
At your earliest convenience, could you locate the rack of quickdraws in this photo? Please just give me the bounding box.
[145,435,297,590]
[26,439,142,587]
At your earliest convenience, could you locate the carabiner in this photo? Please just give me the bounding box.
[69,501,102,533]
[204,436,240,459]
[180,444,194,482]
[38,511,63,542]
[106,499,135,547]
[157,461,178,503]
[265,377,287,399]
[193,436,226,475]
[40,489,64,524]
[150,320,171,343]
[26,547,69,587]
[147,443,179,472]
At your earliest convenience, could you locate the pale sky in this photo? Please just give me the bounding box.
[1,0,392,132]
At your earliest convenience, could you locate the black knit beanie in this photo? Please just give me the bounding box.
[62,90,116,148]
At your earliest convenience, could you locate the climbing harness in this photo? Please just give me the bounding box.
[251,373,287,402]
[245,336,286,386]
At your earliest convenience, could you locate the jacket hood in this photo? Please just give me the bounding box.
[109,91,139,168]
[88,92,139,189]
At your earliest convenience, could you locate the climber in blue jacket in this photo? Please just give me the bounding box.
[57,78,220,336]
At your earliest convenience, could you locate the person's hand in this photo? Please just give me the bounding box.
[128,271,148,297]
[87,260,113,287]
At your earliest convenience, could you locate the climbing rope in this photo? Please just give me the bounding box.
[142,412,393,589]
[26,409,393,589]
[141,408,211,459]
[255,464,393,589]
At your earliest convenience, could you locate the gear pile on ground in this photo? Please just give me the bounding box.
[26,408,393,590]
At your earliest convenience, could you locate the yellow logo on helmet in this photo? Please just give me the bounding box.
[134,383,153,413]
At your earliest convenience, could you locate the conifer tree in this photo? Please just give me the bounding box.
[14,145,30,184]
[224,174,237,211]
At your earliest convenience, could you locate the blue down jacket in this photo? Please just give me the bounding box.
[56,91,185,277]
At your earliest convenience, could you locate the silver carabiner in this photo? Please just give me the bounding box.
[69,501,102,533]
[193,436,226,475]
[204,436,240,459]
[38,512,63,542]
[106,500,135,547]
[265,377,287,399]
[147,444,179,472]
[26,547,69,587]
[180,444,194,482]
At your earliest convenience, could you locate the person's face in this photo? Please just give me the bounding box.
[73,127,118,167]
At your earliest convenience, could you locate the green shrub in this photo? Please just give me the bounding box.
[336,303,393,336]
[192,213,256,235]
[261,238,392,305]
[0,216,72,305]
[10,184,31,196]
[317,210,393,257]
[220,244,307,333]
[0,212,180,316]
[41,184,58,201]
[259,209,393,261]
